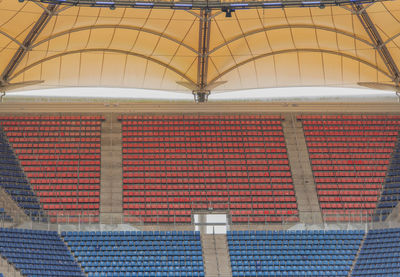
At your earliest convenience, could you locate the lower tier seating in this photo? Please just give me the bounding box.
[298,115,400,222]
[120,114,298,224]
[0,116,103,222]
[352,228,400,276]
[0,228,84,277]
[0,208,12,222]
[228,230,364,277]
[374,137,400,221]
[62,231,205,277]
[0,129,44,221]
[1,227,400,276]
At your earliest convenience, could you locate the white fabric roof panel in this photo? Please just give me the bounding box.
[0,0,398,94]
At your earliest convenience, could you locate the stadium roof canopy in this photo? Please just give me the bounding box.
[0,0,399,101]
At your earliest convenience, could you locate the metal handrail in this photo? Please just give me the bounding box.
[1,208,398,232]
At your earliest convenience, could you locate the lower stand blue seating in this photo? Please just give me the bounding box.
[227,230,364,277]
[352,228,400,276]
[0,208,12,222]
[62,231,205,277]
[0,228,85,277]
[374,138,400,221]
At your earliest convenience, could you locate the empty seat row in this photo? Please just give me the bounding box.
[0,228,84,277]
[119,115,282,120]
[0,129,44,221]
[374,137,400,221]
[62,231,204,277]
[298,115,400,222]
[121,115,298,224]
[0,116,103,220]
[352,228,400,276]
[228,230,364,277]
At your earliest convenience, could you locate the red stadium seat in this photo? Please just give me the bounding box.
[1,116,103,219]
[299,115,400,222]
[120,115,298,224]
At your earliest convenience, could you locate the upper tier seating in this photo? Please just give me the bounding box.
[62,230,205,277]
[375,136,400,221]
[120,115,298,224]
[0,228,84,277]
[0,116,104,223]
[298,115,400,222]
[0,128,43,221]
[352,228,400,276]
[228,230,364,277]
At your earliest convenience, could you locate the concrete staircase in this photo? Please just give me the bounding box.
[100,113,123,224]
[201,234,232,277]
[0,187,31,227]
[282,113,322,225]
[347,231,367,277]
[60,237,88,277]
[387,204,400,223]
[0,255,24,277]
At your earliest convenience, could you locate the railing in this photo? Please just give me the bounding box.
[0,208,398,232]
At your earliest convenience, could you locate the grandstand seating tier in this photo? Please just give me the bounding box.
[0,116,104,222]
[374,137,400,221]
[228,229,364,277]
[298,115,400,222]
[352,228,400,276]
[0,128,43,221]
[62,230,205,277]
[120,115,298,224]
[0,228,85,277]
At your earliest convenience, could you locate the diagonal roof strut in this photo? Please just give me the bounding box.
[0,4,58,85]
[197,10,211,89]
[352,3,400,84]
[178,9,226,102]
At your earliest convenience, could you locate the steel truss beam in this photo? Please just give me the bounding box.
[194,9,212,102]
[0,4,58,84]
[0,30,25,49]
[352,3,400,84]
[28,0,385,10]
[178,9,215,102]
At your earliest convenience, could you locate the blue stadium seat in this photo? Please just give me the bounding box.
[227,230,364,277]
[0,128,44,221]
[62,231,205,277]
[374,137,400,221]
[0,228,84,277]
[352,228,400,276]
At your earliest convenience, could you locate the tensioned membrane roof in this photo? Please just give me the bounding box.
[0,0,399,95]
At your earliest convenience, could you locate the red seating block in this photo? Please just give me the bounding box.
[120,115,298,224]
[299,115,400,222]
[0,116,103,218]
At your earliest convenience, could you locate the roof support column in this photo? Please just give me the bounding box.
[352,3,400,84]
[0,4,58,84]
[194,8,212,103]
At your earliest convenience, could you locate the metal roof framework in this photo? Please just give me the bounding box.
[0,0,399,101]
